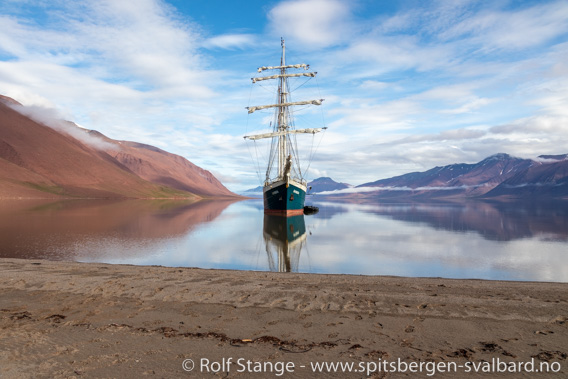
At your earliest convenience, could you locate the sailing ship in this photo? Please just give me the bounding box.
[244,39,326,216]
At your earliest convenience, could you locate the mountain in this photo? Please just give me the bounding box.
[324,153,568,201]
[485,155,568,199]
[241,185,263,196]
[307,177,351,193]
[89,131,234,198]
[0,95,237,199]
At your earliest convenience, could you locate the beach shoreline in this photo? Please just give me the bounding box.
[1,258,567,378]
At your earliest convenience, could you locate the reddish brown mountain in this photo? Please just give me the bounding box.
[89,131,233,198]
[485,155,568,198]
[0,95,237,199]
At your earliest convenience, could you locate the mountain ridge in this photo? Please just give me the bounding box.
[328,153,568,201]
[0,95,238,199]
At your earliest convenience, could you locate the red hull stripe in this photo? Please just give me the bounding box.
[264,208,304,216]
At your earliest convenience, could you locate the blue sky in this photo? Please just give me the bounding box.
[1,0,567,191]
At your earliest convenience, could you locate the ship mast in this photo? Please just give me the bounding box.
[278,38,287,179]
[244,38,326,185]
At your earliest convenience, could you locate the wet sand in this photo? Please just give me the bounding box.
[1,258,567,378]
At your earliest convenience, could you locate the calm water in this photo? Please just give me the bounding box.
[1,198,567,282]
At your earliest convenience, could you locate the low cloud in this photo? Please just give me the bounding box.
[491,115,568,135]
[9,103,116,151]
[317,184,486,196]
[502,182,563,189]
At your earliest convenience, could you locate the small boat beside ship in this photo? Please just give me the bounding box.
[244,39,326,216]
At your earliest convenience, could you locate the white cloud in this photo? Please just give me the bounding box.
[490,115,568,135]
[440,97,493,114]
[340,37,451,73]
[387,128,488,145]
[328,98,421,132]
[440,1,568,52]
[75,1,211,97]
[267,0,351,48]
[203,34,256,50]
[317,184,487,196]
[0,0,212,99]
[358,80,389,91]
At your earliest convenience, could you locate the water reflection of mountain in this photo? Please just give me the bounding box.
[309,202,347,219]
[359,201,568,241]
[0,199,238,260]
[263,214,306,272]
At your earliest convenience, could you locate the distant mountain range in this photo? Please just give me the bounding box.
[246,153,568,201]
[0,95,237,199]
[242,177,351,196]
[243,154,568,201]
[245,153,568,201]
[322,153,568,201]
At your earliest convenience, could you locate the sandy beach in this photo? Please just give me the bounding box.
[0,258,566,378]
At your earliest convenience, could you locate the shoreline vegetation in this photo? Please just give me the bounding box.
[1,258,566,377]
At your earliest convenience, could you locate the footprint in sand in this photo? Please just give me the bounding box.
[9,311,32,321]
[549,316,567,325]
[532,350,568,362]
[45,314,66,324]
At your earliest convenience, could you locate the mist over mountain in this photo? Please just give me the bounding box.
[320,153,568,201]
[0,95,237,199]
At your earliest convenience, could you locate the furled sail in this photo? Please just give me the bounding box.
[252,72,316,83]
[247,99,324,114]
[244,127,327,141]
[257,64,309,72]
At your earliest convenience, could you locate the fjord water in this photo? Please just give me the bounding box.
[1,198,567,282]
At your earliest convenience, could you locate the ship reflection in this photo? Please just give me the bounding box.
[263,214,307,272]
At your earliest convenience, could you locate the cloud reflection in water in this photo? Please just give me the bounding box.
[0,198,566,282]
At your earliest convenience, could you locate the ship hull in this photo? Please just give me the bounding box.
[263,179,306,216]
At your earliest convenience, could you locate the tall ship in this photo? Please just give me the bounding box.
[244,39,326,216]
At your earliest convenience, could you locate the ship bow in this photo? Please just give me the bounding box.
[263,180,306,216]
